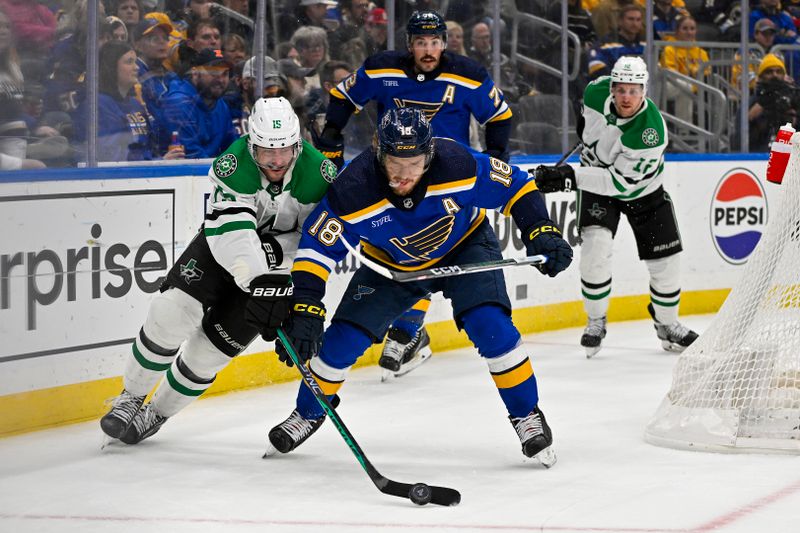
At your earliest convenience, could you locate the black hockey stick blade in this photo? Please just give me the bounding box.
[276,329,461,506]
[390,255,547,282]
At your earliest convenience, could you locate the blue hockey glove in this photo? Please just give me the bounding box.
[532,165,576,193]
[311,126,345,170]
[275,299,326,366]
[524,221,573,277]
[245,273,293,341]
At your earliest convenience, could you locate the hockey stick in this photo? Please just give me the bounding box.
[555,141,583,166]
[340,237,547,282]
[276,328,461,507]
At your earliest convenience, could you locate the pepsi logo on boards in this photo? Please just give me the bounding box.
[710,168,768,265]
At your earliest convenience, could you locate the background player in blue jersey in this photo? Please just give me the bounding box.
[314,10,514,378]
[264,108,572,466]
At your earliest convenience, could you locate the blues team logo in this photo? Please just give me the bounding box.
[710,168,768,264]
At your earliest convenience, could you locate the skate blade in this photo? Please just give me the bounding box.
[380,368,393,382]
[661,340,686,353]
[262,442,280,458]
[393,348,432,378]
[584,345,601,359]
[100,434,118,450]
[533,446,557,468]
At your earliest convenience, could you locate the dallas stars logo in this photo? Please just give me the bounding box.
[321,159,338,183]
[642,128,660,146]
[179,258,204,284]
[214,153,237,178]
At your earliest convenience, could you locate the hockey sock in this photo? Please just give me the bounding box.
[123,327,178,397]
[296,320,371,419]
[149,328,233,417]
[487,344,539,418]
[388,296,430,337]
[581,277,612,319]
[646,255,681,324]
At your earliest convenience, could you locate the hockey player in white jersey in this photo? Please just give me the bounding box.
[99,97,335,444]
[533,56,698,358]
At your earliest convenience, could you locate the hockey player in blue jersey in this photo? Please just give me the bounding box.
[314,10,514,378]
[263,108,572,465]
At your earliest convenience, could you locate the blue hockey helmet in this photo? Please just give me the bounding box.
[376,107,434,167]
[406,10,447,46]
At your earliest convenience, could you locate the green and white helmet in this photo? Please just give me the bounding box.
[248,96,303,164]
[610,56,649,95]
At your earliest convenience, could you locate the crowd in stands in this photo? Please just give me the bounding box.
[3,0,800,170]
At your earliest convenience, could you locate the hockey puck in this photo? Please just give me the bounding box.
[409,483,432,505]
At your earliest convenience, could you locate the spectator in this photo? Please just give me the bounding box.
[186,0,212,20]
[291,26,328,91]
[589,0,633,41]
[160,48,238,158]
[749,53,799,151]
[133,17,178,152]
[329,0,370,58]
[226,55,289,134]
[0,0,56,58]
[660,14,710,123]
[278,57,312,105]
[750,0,797,43]
[166,17,222,75]
[304,59,351,136]
[446,20,466,55]
[277,0,337,43]
[652,0,687,40]
[276,41,299,61]
[0,5,44,169]
[101,16,129,45]
[694,0,740,41]
[108,0,142,31]
[361,7,388,56]
[547,0,596,50]
[588,3,644,79]
[75,41,183,162]
[213,0,254,46]
[222,33,248,66]
[732,18,780,90]
[45,0,106,113]
[468,21,518,99]
[144,11,186,48]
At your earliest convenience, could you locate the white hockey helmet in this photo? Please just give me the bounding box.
[248,96,303,164]
[610,56,649,95]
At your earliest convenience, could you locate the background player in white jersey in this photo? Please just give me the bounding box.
[100,97,336,444]
[313,11,514,378]
[534,56,698,358]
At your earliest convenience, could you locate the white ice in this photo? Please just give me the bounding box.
[2,314,800,533]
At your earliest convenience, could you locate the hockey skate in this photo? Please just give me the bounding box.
[647,303,699,352]
[510,406,556,468]
[581,316,607,359]
[100,389,146,440]
[379,326,432,382]
[119,403,168,445]
[263,409,327,457]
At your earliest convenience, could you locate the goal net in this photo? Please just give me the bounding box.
[644,135,800,453]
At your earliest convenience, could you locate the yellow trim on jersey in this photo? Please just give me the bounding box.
[292,260,330,282]
[502,180,540,216]
[488,108,513,122]
[411,298,431,312]
[365,68,406,77]
[491,359,534,389]
[308,372,343,396]
[340,198,393,223]
[427,176,477,195]
[330,87,346,100]
[360,209,486,271]
[436,73,482,88]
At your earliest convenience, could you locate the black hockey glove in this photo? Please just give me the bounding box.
[259,233,284,270]
[311,126,345,170]
[483,148,510,163]
[275,299,326,367]
[245,273,293,341]
[524,221,573,277]
[532,165,576,193]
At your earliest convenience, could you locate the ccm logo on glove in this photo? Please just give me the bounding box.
[293,302,325,317]
[528,225,562,240]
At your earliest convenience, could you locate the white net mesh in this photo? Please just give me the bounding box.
[644,136,800,453]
